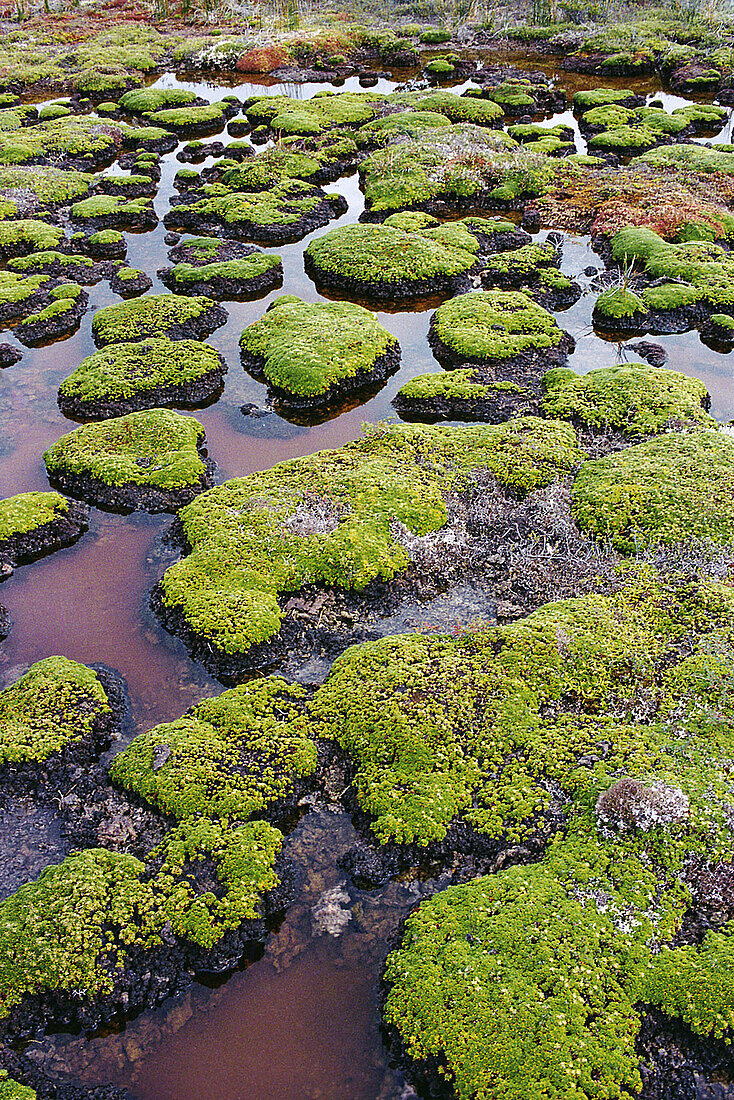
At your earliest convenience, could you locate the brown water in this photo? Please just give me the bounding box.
[7,55,734,1100]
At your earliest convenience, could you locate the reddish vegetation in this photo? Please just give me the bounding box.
[236,44,289,73]
[538,166,734,241]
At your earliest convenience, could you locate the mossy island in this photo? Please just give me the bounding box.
[58,338,227,419]
[304,222,481,302]
[153,418,583,679]
[0,490,87,573]
[91,294,227,346]
[239,295,400,407]
[43,409,215,513]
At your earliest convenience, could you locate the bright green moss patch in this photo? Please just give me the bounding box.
[153,817,282,949]
[380,571,734,1096]
[0,219,64,256]
[147,104,227,130]
[573,87,638,110]
[119,87,198,116]
[58,338,224,412]
[636,142,734,174]
[431,290,566,364]
[542,363,713,435]
[0,655,109,766]
[159,419,582,657]
[43,409,209,492]
[0,1072,35,1099]
[594,286,648,321]
[572,429,734,550]
[360,126,546,214]
[0,166,92,206]
[304,222,477,295]
[0,848,162,1018]
[611,226,734,309]
[239,296,398,399]
[110,677,316,822]
[91,294,221,346]
[162,255,282,295]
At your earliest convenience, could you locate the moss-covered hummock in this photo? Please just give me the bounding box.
[158,253,283,300]
[156,419,582,671]
[0,219,64,259]
[380,574,734,1098]
[0,490,87,571]
[572,429,734,550]
[58,338,227,420]
[359,126,549,216]
[304,222,479,301]
[111,677,316,822]
[429,290,572,372]
[239,296,400,405]
[91,294,227,347]
[146,103,228,134]
[480,242,581,309]
[393,370,531,424]
[542,363,713,437]
[164,177,346,246]
[0,656,111,768]
[119,87,198,116]
[43,409,215,513]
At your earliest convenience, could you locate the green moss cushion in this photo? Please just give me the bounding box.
[157,419,582,663]
[164,177,346,245]
[0,656,110,766]
[239,296,400,402]
[119,87,198,115]
[110,678,316,821]
[380,576,734,1098]
[572,429,734,550]
[58,338,227,419]
[304,222,478,300]
[0,490,87,569]
[43,408,214,513]
[541,363,713,436]
[430,290,570,366]
[158,254,283,300]
[91,294,226,346]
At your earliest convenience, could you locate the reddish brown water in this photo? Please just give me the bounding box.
[7,57,734,1100]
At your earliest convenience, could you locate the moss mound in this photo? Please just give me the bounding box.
[542,363,713,436]
[0,655,110,767]
[165,177,345,245]
[43,409,213,513]
[360,126,547,215]
[91,294,226,346]
[430,290,569,367]
[381,575,734,1098]
[58,338,226,419]
[611,226,734,311]
[147,104,227,132]
[119,87,198,116]
[0,489,86,570]
[157,419,582,663]
[111,677,316,822]
[304,222,478,300]
[159,254,283,300]
[572,429,734,550]
[239,296,400,402]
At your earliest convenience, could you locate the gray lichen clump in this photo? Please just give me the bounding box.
[58,338,227,419]
[239,295,400,404]
[43,408,215,513]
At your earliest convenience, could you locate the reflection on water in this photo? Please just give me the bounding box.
[6,53,734,1100]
